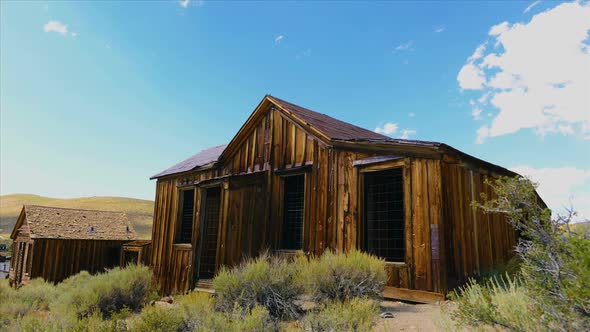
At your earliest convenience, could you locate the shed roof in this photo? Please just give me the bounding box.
[150,144,227,179]
[12,205,136,241]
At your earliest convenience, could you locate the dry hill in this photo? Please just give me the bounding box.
[0,194,153,239]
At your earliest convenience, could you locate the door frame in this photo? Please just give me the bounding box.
[195,184,223,281]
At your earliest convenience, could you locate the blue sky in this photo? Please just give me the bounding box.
[1,1,589,218]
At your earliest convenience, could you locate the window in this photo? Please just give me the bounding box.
[364,168,405,262]
[281,175,305,250]
[177,189,195,244]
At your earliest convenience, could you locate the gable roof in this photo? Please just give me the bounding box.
[150,95,517,180]
[150,144,227,179]
[11,205,136,241]
[267,95,392,142]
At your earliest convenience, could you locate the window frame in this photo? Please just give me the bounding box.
[175,187,196,244]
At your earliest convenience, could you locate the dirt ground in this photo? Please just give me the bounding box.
[374,300,455,332]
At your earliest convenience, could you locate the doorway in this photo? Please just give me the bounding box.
[197,187,221,279]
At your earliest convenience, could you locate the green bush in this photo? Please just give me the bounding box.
[213,253,303,319]
[51,264,156,321]
[449,176,590,331]
[449,275,536,331]
[129,305,185,332]
[130,292,273,332]
[300,249,386,303]
[303,298,379,332]
[0,278,57,329]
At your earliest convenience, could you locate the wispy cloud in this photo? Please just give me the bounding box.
[408,112,415,118]
[400,129,416,139]
[43,21,68,35]
[434,26,446,33]
[375,122,398,135]
[523,1,541,13]
[395,40,413,51]
[375,122,416,139]
[275,35,284,44]
[179,0,203,8]
[296,49,311,59]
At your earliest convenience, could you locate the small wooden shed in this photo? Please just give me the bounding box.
[9,205,136,286]
[149,95,540,302]
[121,240,151,266]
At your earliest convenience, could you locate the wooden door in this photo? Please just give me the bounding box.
[197,187,221,279]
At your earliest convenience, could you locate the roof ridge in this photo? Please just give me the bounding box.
[24,204,127,214]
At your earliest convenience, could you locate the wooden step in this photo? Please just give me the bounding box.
[195,278,214,289]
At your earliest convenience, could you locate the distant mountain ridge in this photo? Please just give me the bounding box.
[0,194,154,239]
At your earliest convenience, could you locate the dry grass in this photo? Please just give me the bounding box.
[0,194,153,239]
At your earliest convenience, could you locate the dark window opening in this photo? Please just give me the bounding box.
[177,189,195,244]
[364,168,405,262]
[199,187,221,279]
[122,250,139,266]
[281,175,305,250]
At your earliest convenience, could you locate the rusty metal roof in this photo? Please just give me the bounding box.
[20,205,136,241]
[150,144,227,179]
[268,95,393,141]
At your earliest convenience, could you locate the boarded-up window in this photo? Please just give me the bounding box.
[281,175,305,250]
[177,189,195,244]
[364,168,405,262]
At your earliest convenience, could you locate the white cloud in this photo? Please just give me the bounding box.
[275,35,284,44]
[511,165,590,221]
[457,62,486,90]
[400,129,416,139]
[434,26,446,33]
[375,122,416,139]
[71,32,78,38]
[468,43,487,61]
[472,107,483,120]
[375,122,398,135]
[395,40,413,51]
[43,21,68,35]
[408,112,415,117]
[524,1,541,14]
[457,2,590,143]
[179,0,203,8]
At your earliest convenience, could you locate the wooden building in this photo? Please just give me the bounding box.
[149,95,532,302]
[9,205,136,286]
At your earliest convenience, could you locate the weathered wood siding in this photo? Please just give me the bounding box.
[442,161,517,290]
[149,104,517,299]
[27,239,124,283]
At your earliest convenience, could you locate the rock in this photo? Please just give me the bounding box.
[154,301,174,309]
[160,296,174,304]
[380,312,394,318]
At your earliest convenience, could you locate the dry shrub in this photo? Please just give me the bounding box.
[449,275,536,331]
[303,297,379,332]
[51,264,156,321]
[0,278,57,329]
[129,292,273,332]
[213,252,303,319]
[300,249,386,303]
